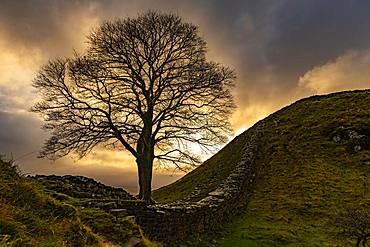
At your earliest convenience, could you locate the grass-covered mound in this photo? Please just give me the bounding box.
[153,90,370,246]
[0,158,156,246]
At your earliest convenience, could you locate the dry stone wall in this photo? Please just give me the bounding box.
[128,121,265,243]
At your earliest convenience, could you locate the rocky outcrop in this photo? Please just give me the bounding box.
[31,174,136,200]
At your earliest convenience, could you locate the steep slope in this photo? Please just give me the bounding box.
[153,90,370,246]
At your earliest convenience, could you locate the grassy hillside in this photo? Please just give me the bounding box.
[0,158,156,246]
[0,158,100,246]
[153,90,370,246]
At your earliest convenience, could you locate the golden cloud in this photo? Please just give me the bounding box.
[298,50,370,94]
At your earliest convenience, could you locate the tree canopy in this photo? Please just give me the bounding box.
[32,11,235,201]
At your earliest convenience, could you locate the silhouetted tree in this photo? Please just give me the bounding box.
[334,208,370,247]
[32,11,235,202]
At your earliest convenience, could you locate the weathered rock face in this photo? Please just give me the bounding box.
[31,174,136,200]
[126,122,265,244]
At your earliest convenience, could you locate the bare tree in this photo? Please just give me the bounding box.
[32,11,235,202]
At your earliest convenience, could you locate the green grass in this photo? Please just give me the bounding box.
[154,90,370,246]
[0,158,99,246]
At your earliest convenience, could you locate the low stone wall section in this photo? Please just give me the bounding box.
[129,121,265,243]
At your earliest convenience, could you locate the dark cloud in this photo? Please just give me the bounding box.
[2,0,370,89]
[0,111,44,156]
[265,0,370,82]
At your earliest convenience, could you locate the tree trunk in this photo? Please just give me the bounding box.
[136,153,154,203]
[137,162,143,199]
[136,107,154,203]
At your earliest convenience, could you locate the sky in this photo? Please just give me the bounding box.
[1,0,370,193]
